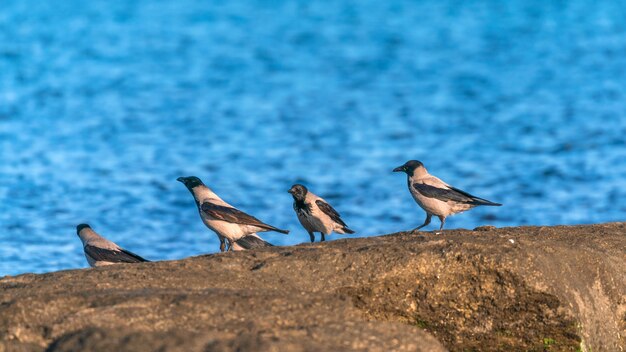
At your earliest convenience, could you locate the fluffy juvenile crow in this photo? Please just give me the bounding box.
[288,184,354,242]
[393,160,501,232]
[177,176,289,251]
[76,224,149,267]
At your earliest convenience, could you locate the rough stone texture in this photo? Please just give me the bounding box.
[0,223,624,352]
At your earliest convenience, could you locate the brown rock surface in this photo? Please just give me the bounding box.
[1,223,624,351]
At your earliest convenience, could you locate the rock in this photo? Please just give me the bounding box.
[1,223,625,352]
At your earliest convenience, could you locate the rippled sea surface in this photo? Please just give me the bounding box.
[1,0,625,276]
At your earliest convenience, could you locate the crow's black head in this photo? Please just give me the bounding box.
[393,160,425,175]
[177,176,205,189]
[76,223,91,235]
[288,184,308,201]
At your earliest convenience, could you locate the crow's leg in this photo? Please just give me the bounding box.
[412,214,432,232]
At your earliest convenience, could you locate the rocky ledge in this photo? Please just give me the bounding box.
[1,223,624,352]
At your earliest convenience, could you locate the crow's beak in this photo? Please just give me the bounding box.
[176,177,185,183]
[287,189,294,194]
[392,166,404,173]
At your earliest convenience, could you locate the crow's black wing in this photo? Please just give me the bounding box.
[234,235,273,249]
[413,183,476,203]
[413,183,501,206]
[447,186,501,206]
[84,245,149,263]
[201,202,289,234]
[315,200,347,227]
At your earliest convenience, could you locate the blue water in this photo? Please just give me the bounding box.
[1,0,625,276]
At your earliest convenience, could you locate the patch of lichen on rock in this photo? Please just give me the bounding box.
[341,254,581,351]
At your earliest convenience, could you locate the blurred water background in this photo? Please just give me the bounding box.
[1,0,625,276]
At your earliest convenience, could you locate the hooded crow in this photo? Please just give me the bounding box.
[177,176,289,251]
[76,224,149,267]
[393,160,501,232]
[288,184,354,242]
